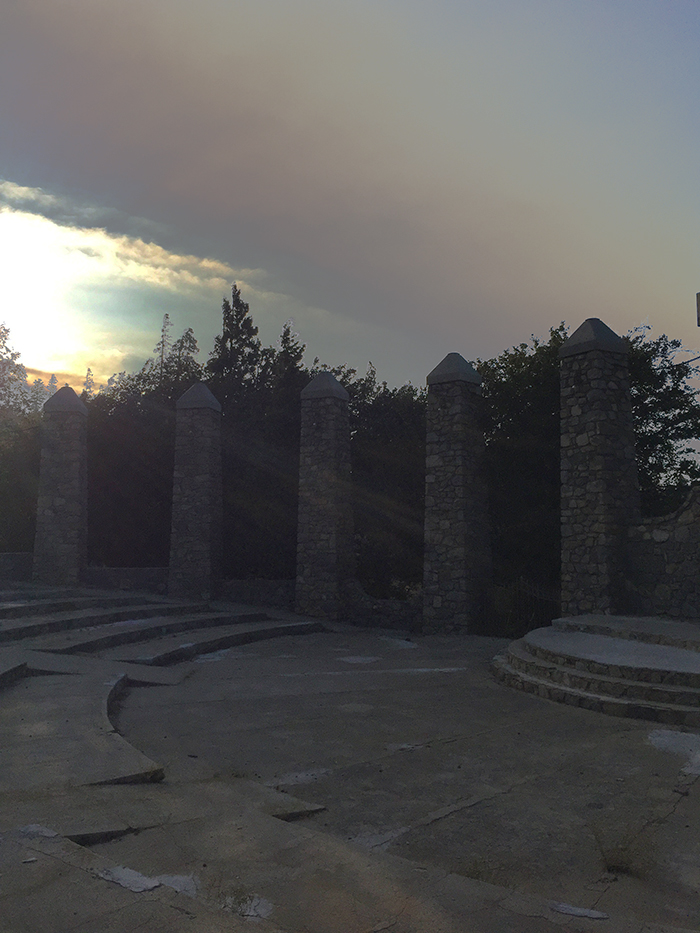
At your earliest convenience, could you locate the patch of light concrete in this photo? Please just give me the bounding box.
[223,893,274,919]
[648,729,700,775]
[550,902,609,919]
[195,648,231,663]
[19,825,57,837]
[153,874,199,897]
[97,866,160,892]
[97,866,199,896]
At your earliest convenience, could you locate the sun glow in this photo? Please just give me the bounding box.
[0,204,237,384]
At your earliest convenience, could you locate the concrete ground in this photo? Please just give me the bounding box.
[99,625,700,930]
[3,602,700,933]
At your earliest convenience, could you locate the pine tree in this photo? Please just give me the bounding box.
[167,327,201,384]
[27,378,48,413]
[206,284,261,410]
[83,367,95,399]
[153,314,173,384]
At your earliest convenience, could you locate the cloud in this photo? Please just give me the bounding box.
[0,181,60,210]
[0,204,245,381]
[0,0,698,380]
[0,178,165,240]
[0,194,409,386]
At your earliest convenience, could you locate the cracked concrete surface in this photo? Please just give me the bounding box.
[98,626,700,931]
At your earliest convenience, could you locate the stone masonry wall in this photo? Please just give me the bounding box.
[33,387,88,586]
[0,552,32,582]
[422,354,491,633]
[220,578,295,610]
[168,383,222,600]
[625,488,700,619]
[295,373,354,620]
[560,320,640,616]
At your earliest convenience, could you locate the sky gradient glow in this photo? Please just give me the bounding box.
[0,0,698,387]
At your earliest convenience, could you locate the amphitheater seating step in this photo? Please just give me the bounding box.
[0,600,209,643]
[553,613,700,652]
[21,609,270,654]
[0,652,27,690]
[0,586,329,794]
[0,672,164,791]
[0,593,149,620]
[493,616,700,725]
[99,618,325,665]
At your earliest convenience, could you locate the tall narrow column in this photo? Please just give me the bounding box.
[295,372,354,620]
[33,386,88,586]
[168,383,222,600]
[422,353,491,633]
[560,318,640,615]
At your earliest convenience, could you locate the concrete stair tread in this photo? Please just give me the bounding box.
[0,651,27,689]
[0,672,164,790]
[493,654,700,725]
[506,638,700,705]
[23,609,270,654]
[99,619,325,665]
[0,593,153,620]
[0,647,193,684]
[554,614,700,652]
[0,601,210,642]
[526,626,700,677]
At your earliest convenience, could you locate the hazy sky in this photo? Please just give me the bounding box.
[1,0,698,388]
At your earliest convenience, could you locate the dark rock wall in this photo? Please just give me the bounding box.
[295,376,355,620]
[422,359,491,633]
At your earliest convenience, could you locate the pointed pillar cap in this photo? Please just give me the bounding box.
[176,382,222,411]
[301,371,349,401]
[427,352,481,386]
[559,318,627,358]
[43,385,87,415]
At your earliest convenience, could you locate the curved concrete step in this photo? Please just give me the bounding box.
[23,610,269,654]
[0,593,148,620]
[100,619,326,665]
[0,652,27,691]
[525,627,700,688]
[554,614,700,653]
[494,622,700,724]
[0,601,209,643]
[17,649,193,684]
[0,673,163,792]
[505,638,700,707]
[492,654,700,726]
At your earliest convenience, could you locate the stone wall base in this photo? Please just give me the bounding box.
[623,487,700,619]
[0,552,32,582]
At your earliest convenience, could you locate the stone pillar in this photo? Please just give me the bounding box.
[422,353,491,633]
[560,318,640,615]
[33,386,88,586]
[295,372,354,620]
[168,383,222,600]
